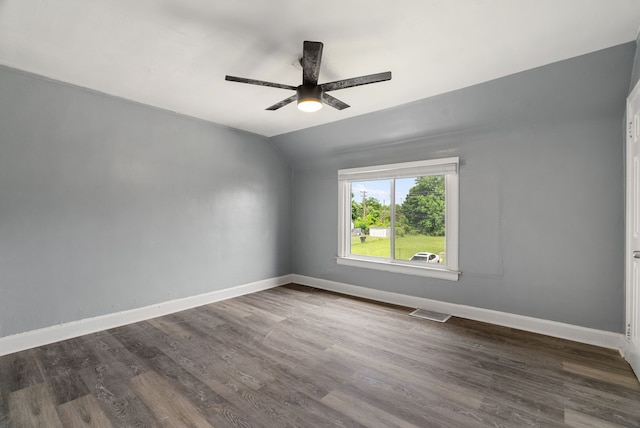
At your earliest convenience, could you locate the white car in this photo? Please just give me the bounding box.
[410,252,440,263]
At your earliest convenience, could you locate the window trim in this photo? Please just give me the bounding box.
[337,157,460,281]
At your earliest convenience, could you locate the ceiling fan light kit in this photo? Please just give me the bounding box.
[297,85,323,112]
[225,41,391,112]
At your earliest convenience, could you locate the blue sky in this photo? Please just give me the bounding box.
[351,178,416,206]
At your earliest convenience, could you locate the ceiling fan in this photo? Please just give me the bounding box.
[225,41,392,112]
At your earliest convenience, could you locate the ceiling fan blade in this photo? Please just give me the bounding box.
[322,93,350,110]
[302,41,323,86]
[320,71,392,92]
[225,75,297,91]
[266,94,297,111]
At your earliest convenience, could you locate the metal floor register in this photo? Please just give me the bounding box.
[409,308,451,323]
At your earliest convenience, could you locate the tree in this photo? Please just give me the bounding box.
[363,197,381,215]
[402,176,445,236]
[351,193,362,221]
[351,195,389,231]
[394,204,408,236]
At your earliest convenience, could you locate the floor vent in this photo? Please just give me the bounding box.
[409,308,451,323]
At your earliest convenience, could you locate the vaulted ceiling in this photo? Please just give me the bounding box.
[0,0,638,137]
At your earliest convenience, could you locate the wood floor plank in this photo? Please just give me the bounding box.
[219,299,287,323]
[0,349,43,393]
[335,344,484,407]
[256,377,370,428]
[77,331,161,427]
[321,389,420,428]
[35,340,92,405]
[128,371,212,428]
[77,363,159,427]
[564,408,625,428]
[8,384,63,428]
[1,283,639,427]
[564,379,640,425]
[157,337,301,427]
[337,363,492,427]
[56,394,113,428]
[564,361,640,391]
[147,352,266,428]
[146,314,195,339]
[81,330,149,379]
[0,372,10,427]
[111,322,263,427]
[484,372,565,420]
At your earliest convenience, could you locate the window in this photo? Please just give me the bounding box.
[337,157,459,281]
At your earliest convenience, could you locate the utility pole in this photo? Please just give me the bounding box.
[360,190,367,219]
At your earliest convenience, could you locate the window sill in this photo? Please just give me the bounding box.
[336,256,460,281]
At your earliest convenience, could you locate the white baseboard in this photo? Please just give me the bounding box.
[1,273,624,358]
[292,274,624,351]
[0,275,292,357]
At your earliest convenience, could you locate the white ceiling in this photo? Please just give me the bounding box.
[0,0,639,137]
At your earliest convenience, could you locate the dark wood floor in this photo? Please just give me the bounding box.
[1,284,638,427]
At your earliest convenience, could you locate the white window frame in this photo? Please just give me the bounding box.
[337,157,460,281]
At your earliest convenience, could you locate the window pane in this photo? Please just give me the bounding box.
[394,176,446,264]
[350,180,391,258]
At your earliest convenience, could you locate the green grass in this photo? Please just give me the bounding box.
[351,234,445,261]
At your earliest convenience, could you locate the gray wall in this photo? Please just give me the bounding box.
[273,42,635,333]
[631,32,640,93]
[0,66,291,338]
